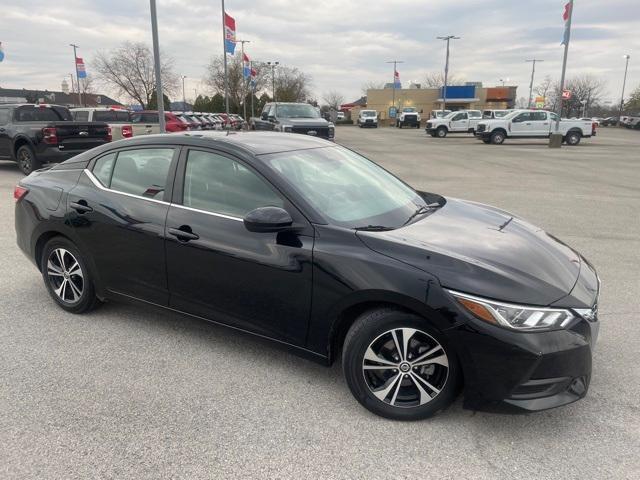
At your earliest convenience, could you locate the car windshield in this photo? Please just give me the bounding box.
[494,110,509,118]
[276,104,320,118]
[262,146,426,229]
[362,111,376,117]
[403,108,417,112]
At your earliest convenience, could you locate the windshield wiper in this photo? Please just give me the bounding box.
[402,202,441,226]
[354,225,395,231]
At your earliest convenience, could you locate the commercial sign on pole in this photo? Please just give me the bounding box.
[562,89,572,100]
[535,96,545,108]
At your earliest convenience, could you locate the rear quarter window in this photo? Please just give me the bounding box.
[15,106,72,122]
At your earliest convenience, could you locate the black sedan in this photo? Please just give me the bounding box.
[14,131,600,420]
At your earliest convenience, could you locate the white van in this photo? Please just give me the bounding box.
[357,110,378,128]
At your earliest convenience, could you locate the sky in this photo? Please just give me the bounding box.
[0,0,638,105]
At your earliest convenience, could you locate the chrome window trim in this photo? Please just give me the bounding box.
[84,168,170,206]
[84,168,243,221]
[171,203,243,222]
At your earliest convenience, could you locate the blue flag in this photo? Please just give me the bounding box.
[0,42,5,62]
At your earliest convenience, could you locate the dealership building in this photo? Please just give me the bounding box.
[345,83,517,121]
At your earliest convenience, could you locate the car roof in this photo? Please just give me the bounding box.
[114,131,333,155]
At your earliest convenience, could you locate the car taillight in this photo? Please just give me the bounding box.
[14,185,29,202]
[121,125,133,138]
[106,126,113,142]
[592,122,597,135]
[42,127,58,145]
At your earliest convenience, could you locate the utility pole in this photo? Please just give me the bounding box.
[618,55,631,125]
[267,61,279,101]
[69,44,83,107]
[437,36,460,113]
[553,0,573,139]
[236,39,250,121]
[250,61,255,118]
[385,60,404,117]
[149,0,165,132]
[526,59,544,108]
[68,73,75,100]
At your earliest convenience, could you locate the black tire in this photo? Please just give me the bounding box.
[490,131,505,144]
[565,131,581,145]
[41,237,100,314]
[482,138,491,144]
[16,144,41,175]
[429,131,437,137]
[342,308,461,420]
[436,127,447,138]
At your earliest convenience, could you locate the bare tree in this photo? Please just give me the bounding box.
[534,75,553,100]
[424,72,464,88]
[93,41,178,108]
[539,75,606,117]
[274,66,312,102]
[625,84,640,113]
[361,81,385,95]
[322,91,345,110]
[79,74,95,95]
[204,55,269,113]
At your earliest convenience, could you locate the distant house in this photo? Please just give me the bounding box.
[0,87,123,108]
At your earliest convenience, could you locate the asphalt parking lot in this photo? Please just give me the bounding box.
[1,126,639,479]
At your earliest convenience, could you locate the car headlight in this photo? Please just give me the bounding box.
[276,124,293,132]
[328,123,335,137]
[447,290,575,331]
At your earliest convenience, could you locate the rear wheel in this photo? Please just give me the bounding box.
[41,237,99,314]
[16,145,41,175]
[342,308,460,420]
[490,131,505,144]
[565,131,581,145]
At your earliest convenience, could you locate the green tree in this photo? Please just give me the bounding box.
[624,85,640,113]
[147,90,171,110]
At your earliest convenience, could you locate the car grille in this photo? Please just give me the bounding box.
[404,115,418,121]
[426,122,433,128]
[476,124,486,133]
[365,119,374,123]
[291,126,330,138]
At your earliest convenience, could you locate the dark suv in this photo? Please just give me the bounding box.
[0,104,111,174]
[251,102,334,140]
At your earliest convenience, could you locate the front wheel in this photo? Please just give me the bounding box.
[436,127,447,138]
[41,237,100,314]
[342,309,460,420]
[490,131,505,144]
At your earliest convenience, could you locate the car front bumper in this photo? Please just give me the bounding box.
[474,131,492,140]
[446,312,599,412]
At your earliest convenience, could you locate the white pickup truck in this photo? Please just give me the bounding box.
[425,110,482,138]
[71,107,135,141]
[475,109,597,145]
[396,107,421,128]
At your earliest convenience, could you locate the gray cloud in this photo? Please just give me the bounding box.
[0,0,637,103]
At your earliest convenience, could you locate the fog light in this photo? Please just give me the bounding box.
[569,377,586,396]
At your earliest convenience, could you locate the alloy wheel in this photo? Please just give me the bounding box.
[18,149,32,173]
[362,328,449,408]
[46,248,84,304]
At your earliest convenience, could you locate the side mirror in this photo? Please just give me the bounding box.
[261,112,268,121]
[267,115,276,123]
[243,206,294,233]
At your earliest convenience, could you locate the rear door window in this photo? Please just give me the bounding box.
[92,148,175,200]
[14,106,72,122]
[94,110,131,123]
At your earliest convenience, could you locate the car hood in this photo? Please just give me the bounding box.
[281,117,330,126]
[357,198,581,306]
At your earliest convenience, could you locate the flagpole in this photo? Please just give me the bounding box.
[221,0,230,121]
[149,0,166,133]
[250,61,255,119]
[69,43,83,107]
[237,39,251,125]
[555,0,573,134]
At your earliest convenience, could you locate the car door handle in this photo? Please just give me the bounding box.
[168,226,199,241]
[525,122,532,125]
[70,200,93,214]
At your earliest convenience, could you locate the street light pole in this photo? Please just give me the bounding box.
[526,59,544,108]
[181,75,187,110]
[385,60,404,116]
[69,44,83,107]
[149,0,166,132]
[267,61,279,101]
[618,54,631,125]
[437,35,460,113]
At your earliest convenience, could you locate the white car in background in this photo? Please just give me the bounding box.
[70,107,134,140]
[396,107,421,128]
[357,110,378,128]
[425,110,482,137]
